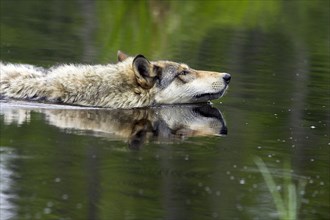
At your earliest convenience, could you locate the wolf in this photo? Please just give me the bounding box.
[0,51,231,109]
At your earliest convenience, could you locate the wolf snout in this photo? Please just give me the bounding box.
[223,73,231,85]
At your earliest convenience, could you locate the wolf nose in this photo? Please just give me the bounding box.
[223,73,231,84]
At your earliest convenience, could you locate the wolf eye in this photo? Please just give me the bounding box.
[179,70,190,75]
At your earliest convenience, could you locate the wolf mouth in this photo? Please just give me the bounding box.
[194,88,226,101]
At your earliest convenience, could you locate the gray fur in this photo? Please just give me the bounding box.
[0,52,230,109]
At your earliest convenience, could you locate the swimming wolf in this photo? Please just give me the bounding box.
[0,51,231,109]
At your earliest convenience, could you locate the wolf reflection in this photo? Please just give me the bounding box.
[1,102,227,148]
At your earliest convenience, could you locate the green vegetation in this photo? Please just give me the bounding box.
[255,157,307,220]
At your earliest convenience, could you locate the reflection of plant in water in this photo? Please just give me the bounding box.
[254,157,307,220]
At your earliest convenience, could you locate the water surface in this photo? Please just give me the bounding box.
[0,1,329,220]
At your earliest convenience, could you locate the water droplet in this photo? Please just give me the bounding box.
[236,204,243,211]
[205,186,212,194]
[62,194,68,200]
[43,207,51,214]
[310,125,316,129]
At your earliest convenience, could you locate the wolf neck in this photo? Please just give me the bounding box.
[86,66,155,109]
[52,67,155,109]
[100,89,154,109]
[45,73,154,108]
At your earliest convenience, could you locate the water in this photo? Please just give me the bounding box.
[0,1,329,220]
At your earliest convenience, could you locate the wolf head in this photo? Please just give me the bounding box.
[118,51,231,105]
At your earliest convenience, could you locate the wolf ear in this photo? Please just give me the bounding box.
[133,55,157,89]
[117,50,128,62]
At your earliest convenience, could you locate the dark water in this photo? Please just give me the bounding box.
[0,1,329,220]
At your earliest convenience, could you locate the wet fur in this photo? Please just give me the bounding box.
[0,51,230,109]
